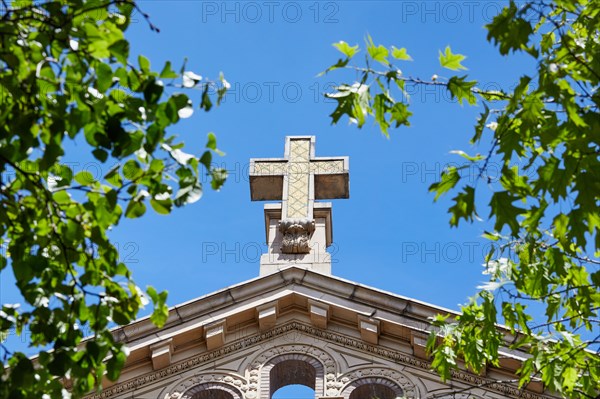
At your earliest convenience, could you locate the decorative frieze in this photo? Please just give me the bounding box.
[86,321,555,399]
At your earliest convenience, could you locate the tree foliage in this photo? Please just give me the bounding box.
[0,1,227,397]
[322,0,599,397]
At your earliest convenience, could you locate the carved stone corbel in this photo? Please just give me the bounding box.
[278,218,315,254]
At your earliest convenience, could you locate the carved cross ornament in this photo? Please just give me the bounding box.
[250,136,349,254]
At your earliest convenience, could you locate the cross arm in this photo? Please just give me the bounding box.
[312,156,350,200]
[249,158,287,201]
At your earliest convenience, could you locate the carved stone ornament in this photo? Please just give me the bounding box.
[86,321,555,399]
[278,218,315,254]
[166,373,247,399]
[248,343,336,398]
[338,368,417,399]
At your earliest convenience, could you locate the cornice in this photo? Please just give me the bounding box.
[88,321,555,399]
[112,267,462,346]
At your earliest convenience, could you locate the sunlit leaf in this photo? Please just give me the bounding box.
[439,46,467,70]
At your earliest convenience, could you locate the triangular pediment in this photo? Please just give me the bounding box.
[87,267,555,399]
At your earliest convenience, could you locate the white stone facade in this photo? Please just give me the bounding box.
[86,268,556,399]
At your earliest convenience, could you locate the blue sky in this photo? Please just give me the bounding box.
[2,0,535,379]
[111,0,529,306]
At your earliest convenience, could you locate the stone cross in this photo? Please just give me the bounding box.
[250,136,349,255]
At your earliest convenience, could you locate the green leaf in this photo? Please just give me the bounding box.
[429,167,461,201]
[210,168,227,190]
[471,104,490,144]
[390,102,412,128]
[482,231,501,241]
[366,35,389,66]
[217,72,229,105]
[489,191,526,236]
[439,46,467,71]
[447,76,477,105]
[332,41,359,58]
[327,89,356,125]
[318,58,349,76]
[521,94,544,124]
[373,94,391,136]
[50,164,73,188]
[564,100,587,127]
[92,148,109,162]
[150,198,172,215]
[0,2,229,395]
[147,286,168,327]
[391,46,412,61]
[206,132,218,150]
[96,63,113,92]
[317,2,600,396]
[11,356,35,386]
[200,85,213,111]
[105,165,122,187]
[486,2,533,55]
[327,83,371,128]
[108,39,130,64]
[199,151,212,170]
[143,79,164,104]
[52,190,71,205]
[449,186,477,226]
[123,160,143,181]
[74,171,95,186]
[125,200,146,218]
[562,367,578,392]
[138,55,150,73]
[449,150,484,162]
[106,349,126,381]
[159,61,178,79]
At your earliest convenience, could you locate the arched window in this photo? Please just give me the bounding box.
[349,383,397,399]
[260,354,325,399]
[343,377,404,399]
[272,384,316,399]
[427,393,484,399]
[270,359,316,394]
[180,382,243,399]
[193,390,233,399]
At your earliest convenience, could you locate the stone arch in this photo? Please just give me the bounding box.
[427,391,485,399]
[163,373,248,399]
[181,382,243,399]
[339,368,420,399]
[246,343,338,399]
[341,377,404,399]
[261,353,324,399]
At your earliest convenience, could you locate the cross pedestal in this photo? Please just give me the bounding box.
[249,136,349,275]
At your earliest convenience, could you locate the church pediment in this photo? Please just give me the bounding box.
[88,266,551,399]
